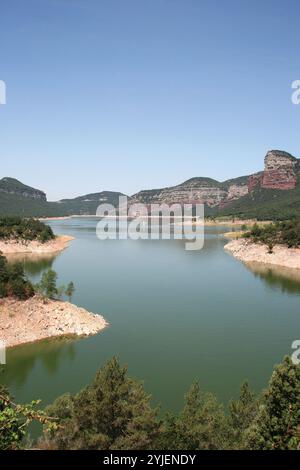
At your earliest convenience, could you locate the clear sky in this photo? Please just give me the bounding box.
[0,0,299,201]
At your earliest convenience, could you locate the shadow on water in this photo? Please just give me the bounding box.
[1,338,77,388]
[246,262,300,295]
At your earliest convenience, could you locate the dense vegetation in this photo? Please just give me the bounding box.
[0,255,34,299]
[216,183,300,221]
[0,217,54,243]
[2,356,297,450]
[244,220,300,249]
[0,187,124,217]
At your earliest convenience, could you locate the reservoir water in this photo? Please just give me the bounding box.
[1,218,300,417]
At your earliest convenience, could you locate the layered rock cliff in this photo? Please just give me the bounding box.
[247,151,298,192]
[261,150,298,190]
[129,150,299,210]
[130,176,249,208]
[0,149,299,218]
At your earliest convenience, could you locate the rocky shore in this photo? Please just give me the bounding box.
[225,238,300,270]
[0,235,74,255]
[0,295,108,348]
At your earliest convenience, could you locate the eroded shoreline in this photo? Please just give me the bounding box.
[225,238,300,270]
[0,295,108,348]
[0,235,74,255]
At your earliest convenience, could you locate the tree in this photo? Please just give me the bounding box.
[170,382,229,450]
[0,255,34,300]
[38,269,58,299]
[65,282,75,302]
[0,386,57,450]
[42,357,161,450]
[228,382,259,449]
[247,356,300,450]
[56,285,66,300]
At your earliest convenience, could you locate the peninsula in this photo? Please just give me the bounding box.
[0,295,108,348]
[0,218,108,348]
[0,216,74,255]
[225,220,300,271]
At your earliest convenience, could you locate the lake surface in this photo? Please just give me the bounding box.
[1,218,300,419]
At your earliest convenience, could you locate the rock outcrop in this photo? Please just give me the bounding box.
[130,177,249,208]
[129,150,299,210]
[261,150,298,190]
[248,151,298,192]
[248,172,263,192]
[1,149,299,217]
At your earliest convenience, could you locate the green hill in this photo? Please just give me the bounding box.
[0,178,126,217]
[216,182,300,220]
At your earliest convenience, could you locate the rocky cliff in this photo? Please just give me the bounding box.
[130,176,249,208]
[0,149,299,218]
[261,150,298,190]
[129,150,299,210]
[247,151,298,192]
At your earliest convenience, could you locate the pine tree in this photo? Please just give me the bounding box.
[247,356,300,450]
[173,382,229,450]
[42,357,161,450]
[65,282,75,302]
[38,269,58,299]
[228,382,259,449]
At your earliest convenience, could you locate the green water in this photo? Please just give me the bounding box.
[1,218,300,416]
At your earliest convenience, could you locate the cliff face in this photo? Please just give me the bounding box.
[1,149,299,218]
[130,177,249,208]
[248,173,263,192]
[0,177,47,201]
[261,151,298,190]
[247,151,299,192]
[130,150,299,209]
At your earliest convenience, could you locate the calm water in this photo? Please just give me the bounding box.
[1,218,300,417]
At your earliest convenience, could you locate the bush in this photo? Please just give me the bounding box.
[243,220,300,248]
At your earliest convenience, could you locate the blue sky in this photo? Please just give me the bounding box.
[0,0,299,200]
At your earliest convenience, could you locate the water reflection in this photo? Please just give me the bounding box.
[246,262,300,295]
[6,253,57,277]
[1,338,77,388]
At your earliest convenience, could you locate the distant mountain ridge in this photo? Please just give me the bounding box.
[0,150,299,219]
[0,177,46,201]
